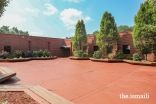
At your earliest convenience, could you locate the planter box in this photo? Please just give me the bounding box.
[123,60,156,66]
[69,57,90,60]
[90,58,123,62]
[31,57,56,60]
[0,58,31,62]
[0,84,74,104]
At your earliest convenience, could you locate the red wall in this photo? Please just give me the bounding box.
[0,34,65,57]
[118,31,136,54]
[0,32,155,61]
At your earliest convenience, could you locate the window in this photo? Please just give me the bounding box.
[94,46,99,51]
[4,46,11,53]
[123,45,130,54]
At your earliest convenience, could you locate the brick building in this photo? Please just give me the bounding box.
[0,31,155,61]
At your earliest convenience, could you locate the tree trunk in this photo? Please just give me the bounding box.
[145,54,147,61]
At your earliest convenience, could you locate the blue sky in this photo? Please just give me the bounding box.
[0,0,145,38]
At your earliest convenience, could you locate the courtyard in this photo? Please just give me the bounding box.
[0,58,156,104]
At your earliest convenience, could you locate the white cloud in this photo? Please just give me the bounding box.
[0,14,27,27]
[30,32,44,36]
[60,8,91,29]
[24,8,40,13]
[64,0,84,3]
[43,4,58,15]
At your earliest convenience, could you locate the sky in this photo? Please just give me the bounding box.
[0,0,146,38]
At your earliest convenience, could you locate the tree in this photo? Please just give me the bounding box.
[0,0,10,17]
[0,26,10,33]
[72,20,87,51]
[0,26,29,36]
[10,27,19,34]
[133,1,156,60]
[117,25,133,32]
[96,11,119,58]
[93,30,99,35]
[19,30,29,36]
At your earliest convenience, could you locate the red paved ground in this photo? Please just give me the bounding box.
[0,58,156,104]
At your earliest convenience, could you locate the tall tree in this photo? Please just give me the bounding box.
[93,30,99,35]
[10,27,19,34]
[117,25,133,32]
[72,20,87,51]
[0,26,10,33]
[0,0,10,17]
[133,1,156,60]
[96,11,119,58]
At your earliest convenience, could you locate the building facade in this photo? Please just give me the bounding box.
[0,31,155,61]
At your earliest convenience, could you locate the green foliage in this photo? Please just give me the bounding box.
[96,11,119,58]
[93,30,99,35]
[73,20,87,51]
[87,54,93,57]
[14,50,22,58]
[133,1,156,60]
[133,53,142,61]
[0,26,29,36]
[126,55,133,60]
[27,51,33,57]
[0,51,9,59]
[0,26,10,33]
[93,51,101,59]
[0,0,10,17]
[113,50,126,59]
[74,50,84,57]
[117,25,133,32]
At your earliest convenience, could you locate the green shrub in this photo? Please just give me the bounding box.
[82,53,87,57]
[126,55,133,60]
[87,54,93,57]
[133,53,142,61]
[32,51,38,57]
[27,51,33,57]
[0,51,9,59]
[113,50,126,59]
[93,51,101,59]
[74,50,84,57]
[38,49,43,57]
[14,50,22,58]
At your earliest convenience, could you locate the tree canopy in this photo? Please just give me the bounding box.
[0,26,29,36]
[96,11,119,58]
[117,25,133,32]
[72,20,87,51]
[133,0,156,60]
[0,0,10,17]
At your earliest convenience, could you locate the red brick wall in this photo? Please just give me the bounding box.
[0,34,65,57]
[1,33,155,60]
[64,35,97,55]
[118,31,136,55]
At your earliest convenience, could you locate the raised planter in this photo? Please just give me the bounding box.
[0,58,31,62]
[0,84,74,104]
[123,60,156,66]
[69,56,90,60]
[0,56,57,62]
[31,56,57,60]
[90,58,123,62]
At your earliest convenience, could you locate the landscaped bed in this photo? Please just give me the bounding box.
[90,58,123,62]
[0,91,39,104]
[69,56,90,60]
[0,58,31,62]
[123,60,156,66]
